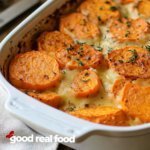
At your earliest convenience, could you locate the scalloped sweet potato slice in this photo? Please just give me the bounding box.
[66,107,129,126]
[109,18,150,42]
[121,83,150,123]
[19,89,60,108]
[9,51,60,90]
[77,0,120,24]
[108,46,150,79]
[112,78,127,97]
[137,0,150,17]
[71,70,100,97]
[36,31,74,56]
[59,13,101,39]
[55,43,103,70]
[116,0,135,4]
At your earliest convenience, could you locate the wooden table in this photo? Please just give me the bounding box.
[0,1,74,150]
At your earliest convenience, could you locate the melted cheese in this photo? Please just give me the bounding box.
[43,1,150,126]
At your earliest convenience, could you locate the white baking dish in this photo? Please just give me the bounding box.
[1,0,150,149]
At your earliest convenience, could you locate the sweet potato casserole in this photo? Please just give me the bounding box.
[9,0,150,126]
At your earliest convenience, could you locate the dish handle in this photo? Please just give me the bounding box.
[5,91,95,142]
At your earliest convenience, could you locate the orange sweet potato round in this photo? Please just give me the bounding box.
[78,0,120,24]
[55,43,103,70]
[59,12,101,39]
[19,89,60,108]
[137,0,150,17]
[36,31,74,56]
[71,70,100,97]
[66,106,129,126]
[9,51,60,90]
[112,78,126,97]
[121,83,150,123]
[108,46,150,79]
[109,18,150,42]
[116,0,135,4]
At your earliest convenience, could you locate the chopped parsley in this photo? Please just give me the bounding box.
[87,57,91,60]
[67,108,74,111]
[82,79,90,82]
[78,43,84,54]
[97,43,103,52]
[145,45,150,52]
[75,58,80,61]
[83,19,86,25]
[62,43,67,47]
[67,55,70,58]
[108,47,113,54]
[118,18,123,23]
[109,6,118,11]
[134,5,138,8]
[127,21,130,27]
[148,54,150,58]
[97,16,101,21]
[138,13,140,16]
[100,6,103,10]
[105,1,110,3]
[124,16,128,19]
[62,71,65,74]
[66,44,74,52]
[90,44,94,47]
[39,90,42,93]
[125,31,130,37]
[113,23,117,26]
[128,49,138,63]
[85,72,89,76]
[24,91,28,94]
[78,61,84,66]
[103,35,106,39]
[119,60,123,63]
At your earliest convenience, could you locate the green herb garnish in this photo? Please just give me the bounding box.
[66,44,74,52]
[128,49,138,63]
[78,61,84,66]
[103,35,106,39]
[82,79,90,82]
[119,60,123,63]
[125,31,130,37]
[24,91,28,94]
[105,1,110,3]
[97,43,103,52]
[109,6,118,11]
[100,6,103,10]
[118,18,123,23]
[85,72,89,76]
[67,55,70,58]
[124,16,128,19]
[62,71,65,74]
[97,16,101,21]
[145,45,150,52]
[134,5,138,8]
[83,19,86,25]
[75,58,80,61]
[67,108,74,111]
[108,47,113,54]
[78,43,85,54]
[127,21,130,27]
[87,57,91,60]
[148,54,150,58]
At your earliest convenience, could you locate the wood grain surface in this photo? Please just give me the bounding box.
[0,1,75,150]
